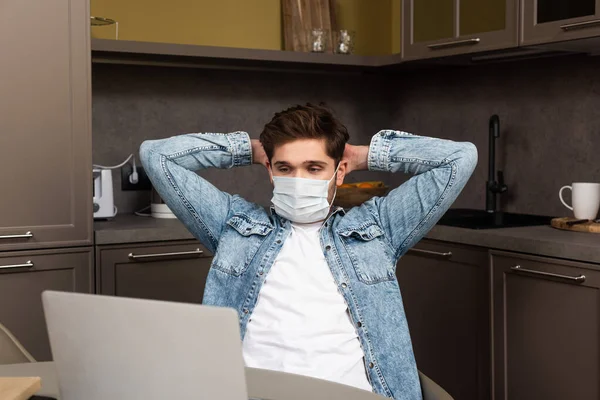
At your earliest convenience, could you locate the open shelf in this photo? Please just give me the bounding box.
[91,39,396,73]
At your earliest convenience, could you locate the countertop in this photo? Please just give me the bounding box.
[94,214,194,245]
[94,214,600,265]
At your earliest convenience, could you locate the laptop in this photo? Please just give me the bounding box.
[42,291,248,400]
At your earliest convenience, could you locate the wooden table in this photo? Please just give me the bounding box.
[0,362,384,400]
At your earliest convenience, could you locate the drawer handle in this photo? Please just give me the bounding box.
[0,260,34,270]
[128,248,204,260]
[408,248,453,258]
[0,231,33,240]
[560,19,600,31]
[428,38,480,50]
[511,265,586,284]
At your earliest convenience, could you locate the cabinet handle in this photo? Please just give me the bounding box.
[0,260,34,270]
[0,231,33,240]
[560,19,600,31]
[427,38,480,50]
[128,248,204,261]
[511,265,586,284]
[408,248,453,259]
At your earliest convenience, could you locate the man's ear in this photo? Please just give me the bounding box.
[336,160,348,186]
[266,161,273,185]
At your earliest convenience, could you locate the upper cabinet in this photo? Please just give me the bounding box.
[522,0,600,45]
[403,0,518,60]
[0,0,92,251]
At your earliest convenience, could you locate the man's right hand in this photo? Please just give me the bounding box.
[251,139,269,170]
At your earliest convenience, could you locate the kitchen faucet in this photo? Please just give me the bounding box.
[486,115,507,213]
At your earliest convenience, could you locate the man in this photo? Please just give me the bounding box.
[140,103,477,400]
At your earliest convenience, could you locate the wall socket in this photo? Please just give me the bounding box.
[121,164,152,191]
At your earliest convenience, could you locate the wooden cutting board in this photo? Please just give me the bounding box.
[0,377,41,400]
[551,217,600,233]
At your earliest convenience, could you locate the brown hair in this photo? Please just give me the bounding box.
[259,103,349,164]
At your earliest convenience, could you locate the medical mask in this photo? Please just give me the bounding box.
[271,165,339,224]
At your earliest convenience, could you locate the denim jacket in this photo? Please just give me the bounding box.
[140,130,477,400]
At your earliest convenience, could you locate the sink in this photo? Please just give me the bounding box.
[437,208,554,229]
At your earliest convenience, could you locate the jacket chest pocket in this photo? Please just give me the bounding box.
[338,223,396,284]
[212,215,273,277]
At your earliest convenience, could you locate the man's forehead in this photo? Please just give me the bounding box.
[271,139,333,164]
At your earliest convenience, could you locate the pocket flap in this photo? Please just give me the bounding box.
[226,215,273,236]
[337,223,384,241]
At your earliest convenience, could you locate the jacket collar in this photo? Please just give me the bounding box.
[269,205,346,225]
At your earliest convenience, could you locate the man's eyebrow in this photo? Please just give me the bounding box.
[273,161,291,166]
[303,160,328,166]
[273,160,329,166]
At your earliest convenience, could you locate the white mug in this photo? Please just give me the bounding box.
[559,182,600,220]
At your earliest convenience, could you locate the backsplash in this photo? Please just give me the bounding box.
[392,55,600,217]
[92,64,393,214]
[94,55,600,218]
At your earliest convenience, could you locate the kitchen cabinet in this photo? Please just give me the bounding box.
[0,0,92,251]
[396,240,491,400]
[522,0,600,45]
[0,248,93,362]
[403,0,518,60]
[491,251,600,400]
[96,241,212,304]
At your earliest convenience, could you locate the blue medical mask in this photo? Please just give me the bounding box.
[271,165,339,224]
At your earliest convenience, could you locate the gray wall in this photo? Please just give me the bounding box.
[93,55,600,218]
[391,55,600,217]
[92,64,392,214]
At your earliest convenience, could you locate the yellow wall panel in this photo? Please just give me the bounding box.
[91,0,397,55]
[91,0,282,50]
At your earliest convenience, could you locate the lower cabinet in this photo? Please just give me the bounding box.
[0,247,93,361]
[96,240,212,304]
[492,251,600,400]
[396,240,491,400]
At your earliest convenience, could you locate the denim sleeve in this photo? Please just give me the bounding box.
[366,130,478,259]
[139,132,252,253]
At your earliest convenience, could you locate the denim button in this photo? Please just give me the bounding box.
[357,322,362,328]
[341,282,347,288]
[259,271,264,275]
[368,362,374,368]
[276,240,282,244]
[243,309,249,314]
[325,245,331,251]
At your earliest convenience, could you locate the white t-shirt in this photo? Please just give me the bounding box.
[242,221,372,392]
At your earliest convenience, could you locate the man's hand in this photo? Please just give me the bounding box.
[251,139,269,170]
[342,143,369,175]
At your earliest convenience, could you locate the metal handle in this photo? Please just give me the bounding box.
[428,38,480,50]
[128,248,204,260]
[0,260,34,270]
[511,265,586,284]
[0,231,33,240]
[560,19,600,31]
[408,248,453,258]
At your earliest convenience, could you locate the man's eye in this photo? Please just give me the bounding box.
[279,167,289,173]
[309,167,322,173]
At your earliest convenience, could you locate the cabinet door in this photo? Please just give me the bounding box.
[396,240,491,400]
[0,0,92,251]
[403,0,518,60]
[492,251,600,400]
[0,248,93,362]
[97,241,212,304]
[522,0,600,45]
